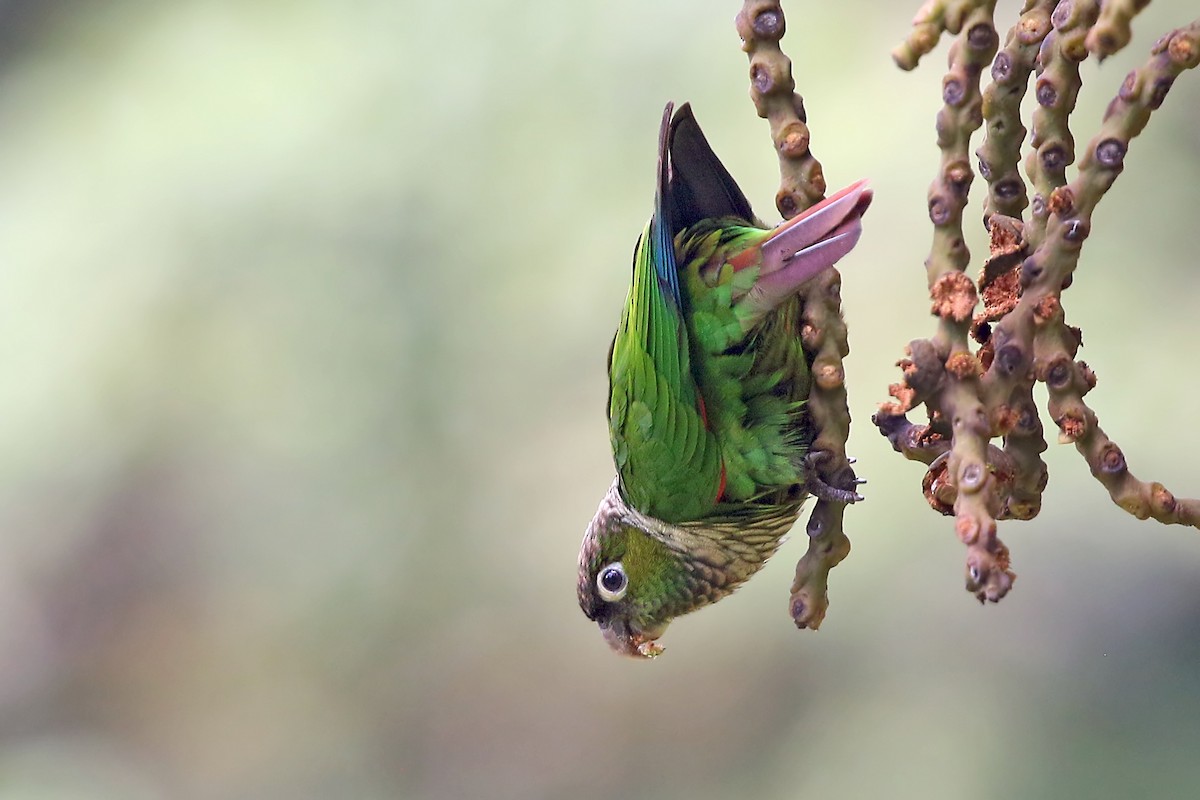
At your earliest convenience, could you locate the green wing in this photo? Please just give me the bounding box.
[608,105,722,524]
[679,229,811,506]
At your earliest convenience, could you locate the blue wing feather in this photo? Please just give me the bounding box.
[651,103,682,310]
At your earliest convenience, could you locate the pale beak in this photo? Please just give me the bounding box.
[599,618,668,659]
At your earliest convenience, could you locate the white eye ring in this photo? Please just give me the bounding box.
[596,562,628,602]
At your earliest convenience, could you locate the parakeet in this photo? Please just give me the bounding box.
[577,102,871,658]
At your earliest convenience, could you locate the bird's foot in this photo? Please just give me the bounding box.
[803,450,866,504]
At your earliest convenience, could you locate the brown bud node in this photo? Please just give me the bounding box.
[946,161,973,192]
[993,343,1026,376]
[955,512,981,544]
[1044,357,1074,389]
[790,597,807,624]
[778,122,810,157]
[995,179,1021,199]
[930,272,978,322]
[1033,295,1060,323]
[992,403,1019,435]
[777,190,800,218]
[1097,442,1127,474]
[903,339,948,395]
[1056,412,1086,441]
[753,7,784,39]
[1095,138,1127,168]
[991,51,1013,81]
[1048,185,1075,216]
[1030,194,1047,217]
[1036,78,1058,107]
[1018,12,1052,44]
[813,358,845,390]
[1014,403,1040,434]
[750,62,776,93]
[799,321,822,350]
[945,351,983,379]
[1040,145,1066,171]
[1151,483,1178,516]
[967,23,998,51]
[943,78,966,106]
[1168,31,1199,67]
[1118,70,1139,101]
[1063,218,1089,242]
[808,165,826,196]
[929,197,950,225]
[1050,1,1073,30]
[966,545,1013,602]
[959,461,986,493]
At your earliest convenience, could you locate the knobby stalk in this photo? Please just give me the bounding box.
[737,0,857,629]
[876,0,1200,602]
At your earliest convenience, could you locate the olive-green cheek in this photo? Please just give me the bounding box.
[622,529,686,622]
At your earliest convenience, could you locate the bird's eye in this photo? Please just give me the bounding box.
[596,562,628,602]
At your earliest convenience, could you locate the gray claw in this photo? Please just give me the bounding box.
[806,475,865,505]
[802,450,866,504]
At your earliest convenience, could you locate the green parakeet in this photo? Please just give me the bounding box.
[577,103,871,658]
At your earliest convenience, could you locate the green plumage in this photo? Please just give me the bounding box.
[578,102,868,658]
[609,219,812,524]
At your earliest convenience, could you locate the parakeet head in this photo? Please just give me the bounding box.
[578,481,788,658]
[577,509,682,659]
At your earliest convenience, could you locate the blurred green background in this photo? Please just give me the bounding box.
[0,0,1198,797]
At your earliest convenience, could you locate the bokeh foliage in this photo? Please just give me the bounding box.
[0,1,1198,798]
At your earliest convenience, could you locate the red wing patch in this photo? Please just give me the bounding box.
[695,395,726,502]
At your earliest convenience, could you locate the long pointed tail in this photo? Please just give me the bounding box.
[733,180,872,327]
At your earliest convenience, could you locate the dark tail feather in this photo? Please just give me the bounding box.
[667,103,756,230]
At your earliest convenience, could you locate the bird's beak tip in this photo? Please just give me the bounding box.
[600,619,667,659]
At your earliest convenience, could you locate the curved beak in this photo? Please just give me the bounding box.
[599,618,669,659]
